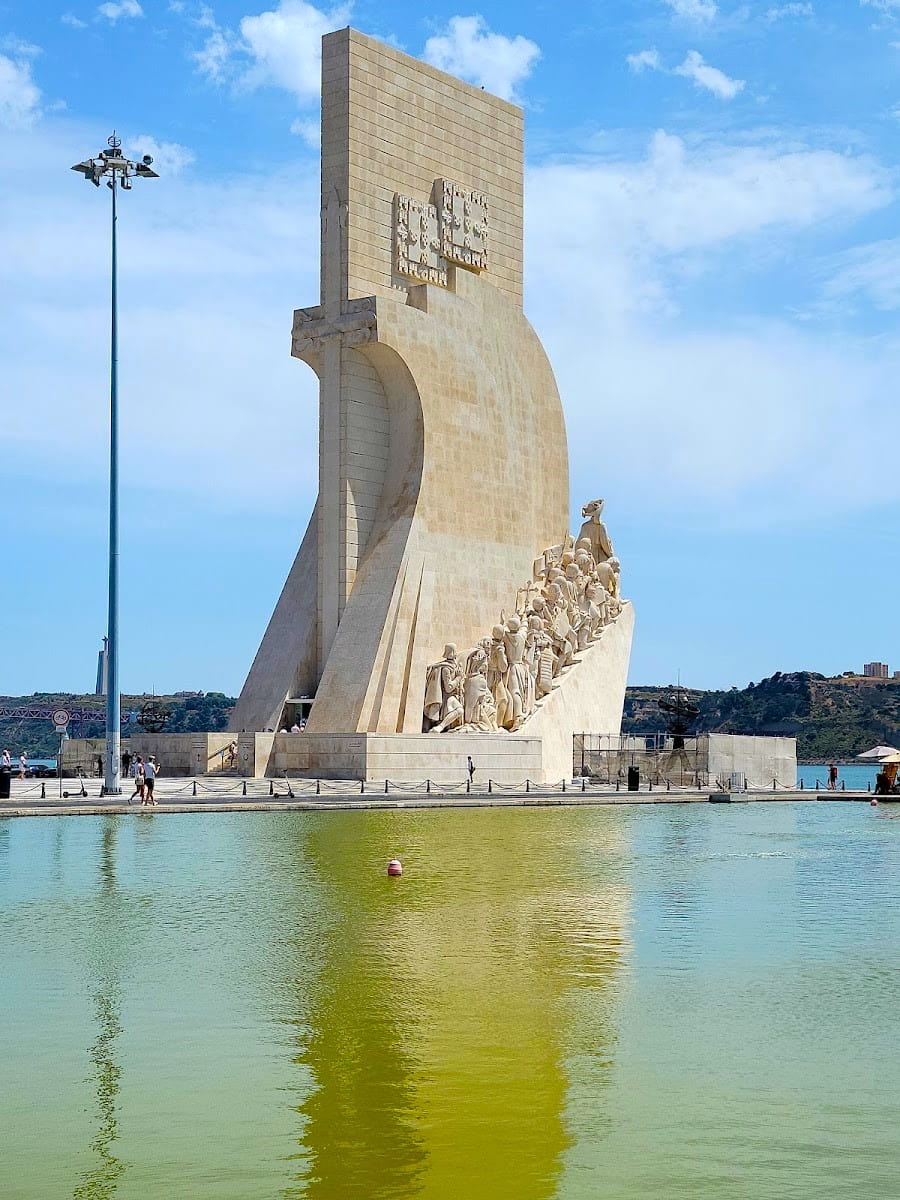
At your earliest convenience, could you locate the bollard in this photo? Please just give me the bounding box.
[385,779,389,793]
[466,778,471,793]
[773,777,777,792]
[815,779,820,790]
[242,780,247,796]
[867,781,871,792]
[581,777,586,792]
[193,780,197,796]
[269,780,274,796]
[841,780,846,792]
[316,779,321,795]
[426,779,431,794]
[526,779,530,793]
[361,780,365,794]
[41,781,46,799]
[667,779,671,791]
[562,778,566,792]
[649,780,653,792]
[488,780,493,794]
[800,779,804,791]
[616,778,620,792]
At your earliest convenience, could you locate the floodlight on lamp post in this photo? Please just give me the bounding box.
[71,133,159,796]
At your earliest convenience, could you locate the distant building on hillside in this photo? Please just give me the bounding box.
[94,636,108,696]
[863,662,889,678]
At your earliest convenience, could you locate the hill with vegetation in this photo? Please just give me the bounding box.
[0,692,236,758]
[623,672,900,762]
[5,673,898,763]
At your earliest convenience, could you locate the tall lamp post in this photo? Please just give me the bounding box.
[72,134,159,795]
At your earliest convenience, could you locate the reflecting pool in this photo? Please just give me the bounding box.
[1,803,898,1199]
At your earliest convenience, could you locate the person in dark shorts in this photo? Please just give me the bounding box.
[828,764,838,791]
[143,755,159,805]
[467,755,475,783]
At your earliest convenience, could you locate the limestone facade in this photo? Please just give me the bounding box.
[230,29,634,769]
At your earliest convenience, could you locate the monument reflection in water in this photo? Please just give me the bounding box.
[268,810,629,1200]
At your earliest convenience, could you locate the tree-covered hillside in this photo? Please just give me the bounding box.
[5,673,899,763]
[0,693,236,758]
[623,672,900,761]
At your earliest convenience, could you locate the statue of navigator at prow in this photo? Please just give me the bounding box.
[423,500,624,734]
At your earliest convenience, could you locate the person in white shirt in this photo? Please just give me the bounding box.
[143,755,159,806]
[19,753,27,779]
[290,722,301,734]
[2,749,10,770]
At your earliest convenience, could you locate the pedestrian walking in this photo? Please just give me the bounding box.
[130,756,145,804]
[467,755,475,783]
[2,749,10,770]
[19,752,27,779]
[122,750,132,778]
[143,755,159,806]
[828,763,838,791]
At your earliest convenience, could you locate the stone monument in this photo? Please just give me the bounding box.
[229,28,634,782]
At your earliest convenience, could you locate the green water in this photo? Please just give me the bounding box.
[1,804,898,1199]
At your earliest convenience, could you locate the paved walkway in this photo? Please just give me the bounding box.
[0,776,872,818]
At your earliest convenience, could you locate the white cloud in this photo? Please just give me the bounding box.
[423,15,540,102]
[674,50,745,99]
[193,28,234,80]
[525,133,898,514]
[194,0,347,100]
[627,48,661,72]
[127,134,194,173]
[0,50,41,128]
[662,0,718,21]
[822,237,900,310]
[765,2,813,19]
[290,116,320,145]
[61,12,89,27]
[239,0,347,98]
[527,132,889,291]
[0,118,320,512]
[97,0,143,20]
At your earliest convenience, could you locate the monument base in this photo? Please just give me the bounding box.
[250,731,543,785]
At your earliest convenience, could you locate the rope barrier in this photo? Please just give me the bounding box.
[11,771,857,807]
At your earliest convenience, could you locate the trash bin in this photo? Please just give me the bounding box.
[0,768,11,800]
[627,765,640,792]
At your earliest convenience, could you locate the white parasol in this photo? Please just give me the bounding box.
[856,745,899,759]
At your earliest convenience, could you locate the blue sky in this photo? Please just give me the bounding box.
[2,0,899,696]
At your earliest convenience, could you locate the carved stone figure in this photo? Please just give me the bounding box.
[424,644,464,732]
[424,501,626,733]
[487,626,512,729]
[503,615,534,730]
[461,647,498,732]
[579,499,614,564]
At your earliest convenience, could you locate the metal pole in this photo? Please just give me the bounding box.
[104,177,121,795]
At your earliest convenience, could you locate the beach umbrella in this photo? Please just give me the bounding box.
[872,752,900,765]
[856,745,898,759]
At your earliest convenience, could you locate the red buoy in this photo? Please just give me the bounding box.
[387,859,403,876]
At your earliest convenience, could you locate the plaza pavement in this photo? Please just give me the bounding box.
[0,775,871,818]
